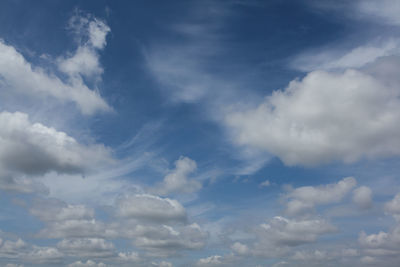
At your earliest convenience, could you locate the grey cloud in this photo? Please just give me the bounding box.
[0,111,112,193]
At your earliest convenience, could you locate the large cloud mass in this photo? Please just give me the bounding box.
[226,68,400,166]
[0,111,112,192]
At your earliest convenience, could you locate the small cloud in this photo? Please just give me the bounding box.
[259,179,270,188]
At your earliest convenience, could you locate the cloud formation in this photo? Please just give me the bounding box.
[0,111,112,193]
[226,68,400,166]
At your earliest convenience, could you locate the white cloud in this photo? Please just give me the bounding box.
[151,157,201,196]
[285,177,356,215]
[0,40,110,115]
[353,186,373,209]
[197,255,223,266]
[117,251,141,263]
[0,111,112,193]
[57,238,115,258]
[30,198,94,222]
[0,237,63,264]
[385,193,400,220]
[67,260,106,267]
[133,223,207,256]
[291,250,328,261]
[231,242,249,255]
[58,14,110,81]
[359,226,400,259]
[257,216,336,247]
[259,179,270,187]
[291,39,400,72]
[116,194,187,223]
[357,0,400,26]
[226,67,400,166]
[152,261,173,267]
[234,216,336,259]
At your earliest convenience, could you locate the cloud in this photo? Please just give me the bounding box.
[231,242,249,255]
[353,186,373,209]
[116,194,187,223]
[0,111,112,193]
[151,157,202,196]
[57,238,115,258]
[197,255,223,266]
[30,198,94,222]
[226,67,400,166]
[285,177,357,215]
[291,250,328,261]
[67,260,106,267]
[291,39,400,72]
[356,0,400,26]
[236,216,337,259]
[257,216,336,247]
[58,13,110,81]
[385,192,400,221]
[259,179,270,187]
[0,39,110,115]
[133,223,207,256]
[0,237,63,264]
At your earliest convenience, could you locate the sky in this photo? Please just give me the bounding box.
[1,0,400,266]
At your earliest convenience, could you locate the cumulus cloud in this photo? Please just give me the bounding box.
[116,194,187,223]
[196,255,224,266]
[57,238,115,258]
[233,216,336,259]
[31,194,206,258]
[133,223,207,257]
[0,39,110,115]
[257,216,336,247]
[0,111,112,193]
[58,13,110,81]
[359,226,400,259]
[67,260,106,267]
[291,250,328,261]
[226,67,400,166]
[151,157,202,196]
[30,198,94,222]
[0,237,63,264]
[231,242,249,255]
[384,192,400,220]
[285,177,357,215]
[353,186,373,209]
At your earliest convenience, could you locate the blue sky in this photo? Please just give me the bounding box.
[1,0,400,266]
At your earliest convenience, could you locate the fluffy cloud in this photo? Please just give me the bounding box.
[353,186,373,209]
[257,216,336,247]
[0,111,112,193]
[226,67,400,166]
[259,180,270,187]
[0,40,110,115]
[285,177,356,215]
[151,157,201,196]
[133,223,207,256]
[58,14,110,80]
[116,194,187,223]
[384,192,400,220]
[57,238,115,258]
[0,238,63,264]
[30,198,94,222]
[67,260,106,267]
[197,255,223,266]
[231,242,249,255]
